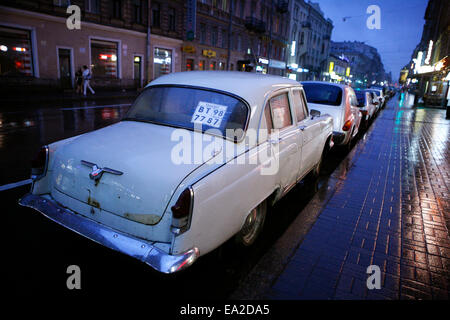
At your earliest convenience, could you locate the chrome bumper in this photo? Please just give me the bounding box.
[19,193,199,274]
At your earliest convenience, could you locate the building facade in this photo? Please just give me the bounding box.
[180,0,289,76]
[0,0,292,95]
[286,0,333,81]
[0,0,187,93]
[330,41,387,86]
[406,0,449,106]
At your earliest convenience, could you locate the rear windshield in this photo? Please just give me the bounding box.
[355,91,366,106]
[367,90,380,97]
[302,83,342,106]
[124,86,249,141]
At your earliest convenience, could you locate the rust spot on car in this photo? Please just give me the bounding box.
[87,196,100,209]
[124,213,160,225]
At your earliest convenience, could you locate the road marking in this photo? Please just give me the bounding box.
[0,179,32,191]
[61,103,131,111]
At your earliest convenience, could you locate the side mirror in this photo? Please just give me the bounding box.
[310,109,321,118]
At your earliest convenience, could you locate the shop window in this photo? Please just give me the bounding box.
[154,47,172,79]
[186,58,194,71]
[91,39,118,78]
[199,60,205,71]
[0,26,34,76]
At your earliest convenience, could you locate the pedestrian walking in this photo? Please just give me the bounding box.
[75,68,83,94]
[82,65,95,96]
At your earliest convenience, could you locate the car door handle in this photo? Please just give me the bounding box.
[299,125,307,131]
[269,138,281,144]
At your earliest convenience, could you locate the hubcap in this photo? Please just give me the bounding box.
[241,207,263,245]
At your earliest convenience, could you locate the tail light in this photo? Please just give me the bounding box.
[171,187,194,232]
[31,145,49,180]
[342,119,353,132]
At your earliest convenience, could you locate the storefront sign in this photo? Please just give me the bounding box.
[258,58,269,65]
[182,45,196,53]
[202,49,216,58]
[269,59,286,69]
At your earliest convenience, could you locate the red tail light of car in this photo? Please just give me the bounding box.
[31,145,49,180]
[171,187,194,231]
[342,119,353,132]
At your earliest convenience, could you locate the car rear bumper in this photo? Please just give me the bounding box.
[19,193,199,274]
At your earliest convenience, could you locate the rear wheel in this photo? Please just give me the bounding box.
[235,200,267,247]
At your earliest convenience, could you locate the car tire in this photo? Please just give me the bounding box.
[235,200,267,247]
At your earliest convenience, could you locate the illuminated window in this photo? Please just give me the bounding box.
[186,58,194,71]
[0,26,34,76]
[153,47,172,79]
[91,39,118,78]
[199,60,205,71]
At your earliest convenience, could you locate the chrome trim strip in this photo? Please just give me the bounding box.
[18,193,199,274]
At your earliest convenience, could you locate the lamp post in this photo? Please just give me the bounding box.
[226,0,234,70]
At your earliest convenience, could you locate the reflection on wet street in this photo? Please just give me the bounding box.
[0,100,132,185]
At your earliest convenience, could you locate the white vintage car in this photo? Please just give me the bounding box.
[20,71,333,273]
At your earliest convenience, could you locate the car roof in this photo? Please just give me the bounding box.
[147,71,301,106]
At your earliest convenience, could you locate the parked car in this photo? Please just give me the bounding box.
[19,71,334,274]
[301,81,362,149]
[367,91,382,113]
[368,87,386,107]
[355,89,377,128]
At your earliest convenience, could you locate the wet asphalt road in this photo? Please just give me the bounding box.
[4,96,381,297]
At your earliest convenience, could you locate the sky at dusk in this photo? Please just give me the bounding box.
[316,0,428,82]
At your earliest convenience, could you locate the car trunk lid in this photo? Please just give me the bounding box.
[51,121,221,225]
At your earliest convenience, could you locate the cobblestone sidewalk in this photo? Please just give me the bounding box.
[266,93,450,300]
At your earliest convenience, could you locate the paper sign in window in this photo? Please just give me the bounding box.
[191,101,228,128]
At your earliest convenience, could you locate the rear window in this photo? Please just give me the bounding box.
[302,83,342,106]
[124,86,249,141]
[367,90,380,97]
[355,91,366,107]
